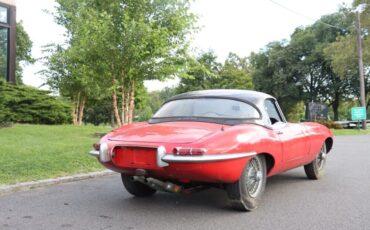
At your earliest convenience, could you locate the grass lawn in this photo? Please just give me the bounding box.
[0,124,111,185]
[331,128,370,136]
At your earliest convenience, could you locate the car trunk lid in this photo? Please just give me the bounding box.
[108,122,222,144]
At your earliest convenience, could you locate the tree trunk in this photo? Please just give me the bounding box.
[110,112,115,127]
[77,95,86,126]
[128,81,135,124]
[71,92,80,126]
[71,105,78,125]
[120,75,125,124]
[124,89,130,124]
[112,69,122,127]
[310,72,314,102]
[332,92,340,121]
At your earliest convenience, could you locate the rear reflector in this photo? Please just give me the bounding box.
[173,147,207,156]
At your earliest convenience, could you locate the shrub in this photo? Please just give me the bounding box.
[315,120,343,129]
[0,81,72,124]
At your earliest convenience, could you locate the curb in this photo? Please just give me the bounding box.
[0,170,115,196]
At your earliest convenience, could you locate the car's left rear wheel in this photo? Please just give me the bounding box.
[304,143,327,180]
[121,173,157,197]
[226,155,267,211]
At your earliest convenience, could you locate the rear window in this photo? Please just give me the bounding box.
[153,98,260,119]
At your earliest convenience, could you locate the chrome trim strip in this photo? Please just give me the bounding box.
[89,150,99,157]
[162,152,256,163]
[106,141,158,149]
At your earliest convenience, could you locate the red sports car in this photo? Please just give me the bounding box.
[89,90,333,211]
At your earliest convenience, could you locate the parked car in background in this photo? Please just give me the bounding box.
[89,90,333,211]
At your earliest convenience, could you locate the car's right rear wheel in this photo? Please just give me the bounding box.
[226,155,267,211]
[121,173,157,197]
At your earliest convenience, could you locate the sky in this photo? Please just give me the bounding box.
[17,0,353,91]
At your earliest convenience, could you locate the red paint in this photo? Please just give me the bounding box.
[97,121,333,183]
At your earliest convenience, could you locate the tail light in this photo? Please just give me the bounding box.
[172,147,207,156]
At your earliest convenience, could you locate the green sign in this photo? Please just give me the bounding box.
[351,107,367,120]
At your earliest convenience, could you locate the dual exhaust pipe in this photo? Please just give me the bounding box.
[133,176,182,193]
[132,169,182,193]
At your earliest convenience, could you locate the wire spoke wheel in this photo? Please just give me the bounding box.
[316,145,327,170]
[227,155,267,211]
[304,143,327,180]
[245,158,263,198]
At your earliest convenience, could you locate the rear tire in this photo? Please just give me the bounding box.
[121,174,157,197]
[304,144,327,180]
[227,155,267,211]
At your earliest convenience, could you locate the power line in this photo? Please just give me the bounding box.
[267,0,346,30]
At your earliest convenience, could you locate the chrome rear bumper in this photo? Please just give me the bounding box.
[162,152,256,163]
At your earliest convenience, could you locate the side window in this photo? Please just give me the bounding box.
[264,99,283,125]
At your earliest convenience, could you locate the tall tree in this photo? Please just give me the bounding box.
[52,0,197,126]
[177,51,221,93]
[216,53,253,90]
[177,51,253,93]
[16,22,35,84]
[324,2,370,111]
[251,10,354,120]
[250,41,301,116]
[41,44,103,125]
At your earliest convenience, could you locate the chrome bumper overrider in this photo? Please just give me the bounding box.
[88,144,256,167]
[89,150,99,157]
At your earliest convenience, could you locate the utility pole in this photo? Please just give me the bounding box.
[355,10,367,129]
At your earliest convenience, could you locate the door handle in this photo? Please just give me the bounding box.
[276,131,284,135]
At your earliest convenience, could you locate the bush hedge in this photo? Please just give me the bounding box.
[315,120,343,129]
[0,81,72,124]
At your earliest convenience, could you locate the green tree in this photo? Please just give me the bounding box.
[216,53,253,89]
[16,21,35,84]
[177,52,253,93]
[251,10,354,120]
[145,87,177,116]
[324,3,370,111]
[53,0,197,126]
[177,51,221,93]
[41,44,103,125]
[250,41,301,116]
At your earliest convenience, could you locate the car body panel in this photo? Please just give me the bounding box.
[108,122,223,144]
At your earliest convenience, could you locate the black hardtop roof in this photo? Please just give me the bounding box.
[167,89,275,104]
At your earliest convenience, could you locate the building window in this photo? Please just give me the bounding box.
[0,27,7,81]
[0,1,14,83]
[0,6,7,23]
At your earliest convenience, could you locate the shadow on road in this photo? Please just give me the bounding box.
[104,169,310,212]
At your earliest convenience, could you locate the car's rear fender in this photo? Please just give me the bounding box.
[302,122,334,163]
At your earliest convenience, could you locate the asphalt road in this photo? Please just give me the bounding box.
[1,135,369,230]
